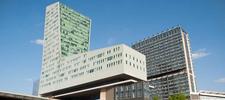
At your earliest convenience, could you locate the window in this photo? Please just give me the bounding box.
[107,50,111,54]
[107,56,113,61]
[97,53,104,58]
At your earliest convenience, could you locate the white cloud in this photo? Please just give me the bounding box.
[215,78,225,83]
[107,38,115,45]
[31,39,43,46]
[192,49,209,60]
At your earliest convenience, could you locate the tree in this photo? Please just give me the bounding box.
[153,95,160,100]
[168,93,186,100]
[177,92,186,100]
[169,95,176,100]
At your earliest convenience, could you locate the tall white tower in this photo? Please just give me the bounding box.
[39,2,91,95]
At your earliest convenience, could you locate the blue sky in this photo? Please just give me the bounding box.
[0,0,224,94]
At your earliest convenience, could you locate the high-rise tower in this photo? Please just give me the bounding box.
[132,26,197,99]
[39,2,91,95]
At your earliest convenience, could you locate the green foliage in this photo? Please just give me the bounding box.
[153,95,160,100]
[168,93,186,100]
[169,95,176,100]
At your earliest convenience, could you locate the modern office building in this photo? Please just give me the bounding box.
[39,1,91,96]
[132,26,197,99]
[39,44,147,97]
[32,79,40,96]
[39,2,147,100]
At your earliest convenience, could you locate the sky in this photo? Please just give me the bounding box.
[0,0,225,95]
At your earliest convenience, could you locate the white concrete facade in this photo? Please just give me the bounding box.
[39,2,61,95]
[191,90,225,100]
[39,44,147,95]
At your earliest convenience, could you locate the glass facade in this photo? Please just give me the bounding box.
[132,26,196,99]
[114,81,151,100]
[60,4,91,56]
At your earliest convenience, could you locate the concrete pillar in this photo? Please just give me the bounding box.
[100,87,114,100]
[100,88,107,100]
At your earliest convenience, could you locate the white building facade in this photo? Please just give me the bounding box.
[39,44,147,96]
[191,91,225,100]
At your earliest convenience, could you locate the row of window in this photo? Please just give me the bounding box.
[107,60,122,68]
[57,52,123,79]
[133,28,181,48]
[115,82,149,99]
[89,46,121,61]
[60,4,89,22]
[87,66,102,74]
[107,46,121,54]
[125,60,145,72]
[125,53,144,65]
